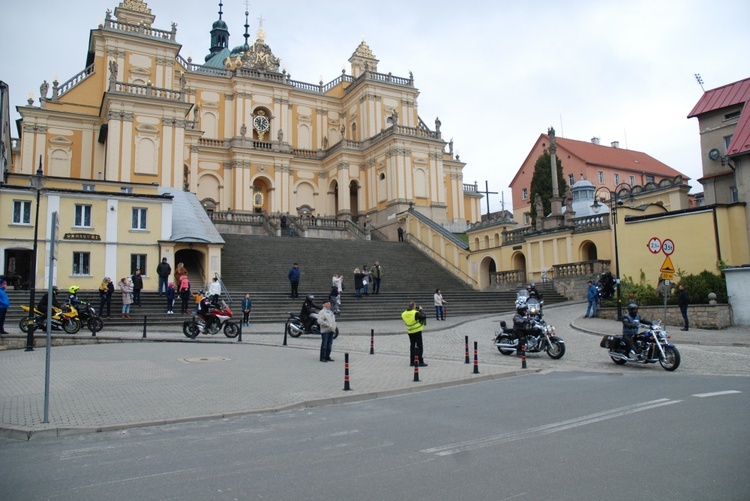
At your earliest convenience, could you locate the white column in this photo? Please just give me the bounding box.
[105,118,121,182]
[161,119,174,187]
[120,117,133,182]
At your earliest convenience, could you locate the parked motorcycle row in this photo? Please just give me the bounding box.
[18,291,104,335]
[493,289,680,371]
[15,284,680,372]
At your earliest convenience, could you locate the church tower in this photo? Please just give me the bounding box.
[206,1,230,62]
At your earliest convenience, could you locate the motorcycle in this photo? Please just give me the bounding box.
[183,297,239,339]
[18,304,82,334]
[67,297,104,333]
[285,312,339,339]
[493,309,565,359]
[600,320,680,371]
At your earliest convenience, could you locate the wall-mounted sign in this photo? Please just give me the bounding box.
[63,233,101,241]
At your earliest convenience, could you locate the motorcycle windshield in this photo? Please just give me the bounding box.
[527,298,541,311]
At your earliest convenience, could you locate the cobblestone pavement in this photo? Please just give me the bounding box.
[1,302,748,439]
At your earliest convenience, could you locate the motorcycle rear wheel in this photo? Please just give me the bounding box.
[224,322,239,338]
[87,316,104,333]
[63,317,82,334]
[659,346,680,371]
[546,338,565,359]
[18,316,33,333]
[286,319,302,338]
[611,355,628,365]
[495,334,515,355]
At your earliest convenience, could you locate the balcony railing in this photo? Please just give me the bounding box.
[552,260,611,278]
[110,81,186,101]
[103,11,177,41]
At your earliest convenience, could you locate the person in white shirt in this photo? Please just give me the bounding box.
[434,289,447,321]
[208,277,222,305]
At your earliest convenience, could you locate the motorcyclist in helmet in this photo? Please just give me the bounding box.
[513,303,531,357]
[527,283,542,302]
[300,294,322,333]
[37,286,61,323]
[68,285,83,308]
[622,303,652,359]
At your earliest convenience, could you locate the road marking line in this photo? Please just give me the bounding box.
[422,399,681,457]
[692,390,742,398]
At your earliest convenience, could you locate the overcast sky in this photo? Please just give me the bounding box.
[2,0,749,213]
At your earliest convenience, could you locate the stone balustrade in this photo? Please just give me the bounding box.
[596,304,732,330]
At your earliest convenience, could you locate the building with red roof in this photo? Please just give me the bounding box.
[688,77,750,204]
[510,132,689,226]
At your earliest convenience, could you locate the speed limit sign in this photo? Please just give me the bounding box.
[662,239,675,255]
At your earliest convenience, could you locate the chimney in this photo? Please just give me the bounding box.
[611,141,620,148]
[591,137,600,145]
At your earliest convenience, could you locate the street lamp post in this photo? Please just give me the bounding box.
[25,158,45,352]
[592,183,633,321]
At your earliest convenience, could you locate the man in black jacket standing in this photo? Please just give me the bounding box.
[156,257,171,296]
[678,285,689,331]
[131,269,143,306]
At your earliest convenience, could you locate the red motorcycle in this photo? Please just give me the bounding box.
[183,295,239,339]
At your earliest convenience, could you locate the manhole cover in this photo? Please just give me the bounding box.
[179,356,231,364]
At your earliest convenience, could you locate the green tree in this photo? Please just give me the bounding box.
[529,151,568,226]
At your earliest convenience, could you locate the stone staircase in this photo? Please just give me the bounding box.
[2,235,567,331]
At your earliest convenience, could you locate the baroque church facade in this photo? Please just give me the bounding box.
[16,0,475,230]
[5,0,479,290]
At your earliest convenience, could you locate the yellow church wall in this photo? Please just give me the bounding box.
[615,205,749,285]
[716,205,750,266]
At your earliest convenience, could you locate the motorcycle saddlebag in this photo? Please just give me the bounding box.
[600,335,615,349]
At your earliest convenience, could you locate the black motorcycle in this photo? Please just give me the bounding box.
[285,312,339,339]
[600,320,680,371]
[68,298,104,333]
[493,309,565,359]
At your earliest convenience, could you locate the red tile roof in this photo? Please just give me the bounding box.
[555,136,685,178]
[688,77,750,157]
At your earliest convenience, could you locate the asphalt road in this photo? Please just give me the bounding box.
[1,372,747,500]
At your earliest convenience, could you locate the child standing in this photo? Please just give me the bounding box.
[166,283,176,314]
[241,293,252,326]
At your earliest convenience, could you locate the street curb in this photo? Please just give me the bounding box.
[0,368,537,440]
[568,321,750,347]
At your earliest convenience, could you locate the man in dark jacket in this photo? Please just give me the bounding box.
[678,285,689,331]
[131,269,144,305]
[513,303,531,357]
[288,263,301,299]
[300,294,321,333]
[156,257,171,295]
[622,303,652,359]
[37,286,61,322]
